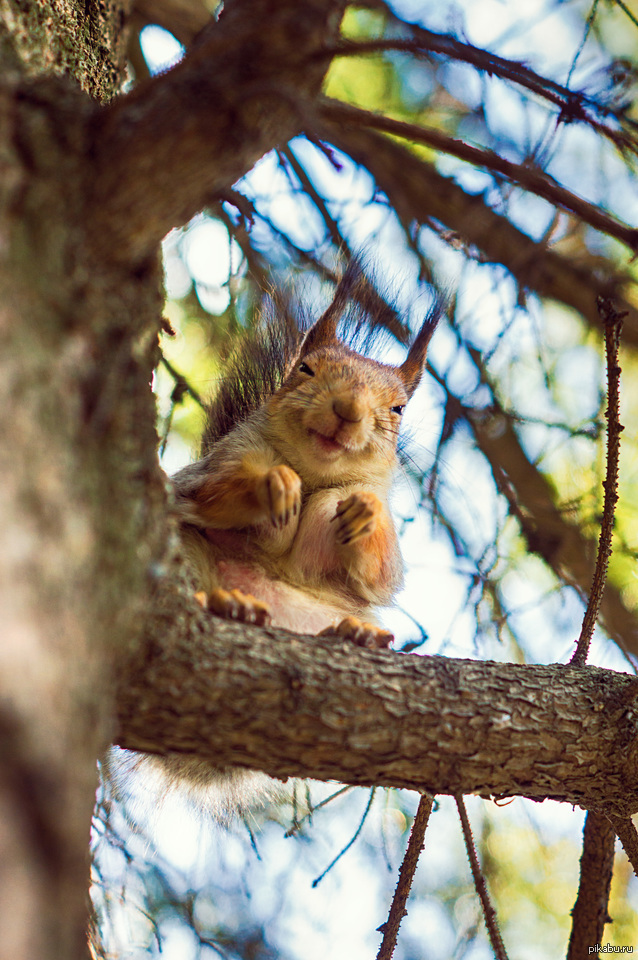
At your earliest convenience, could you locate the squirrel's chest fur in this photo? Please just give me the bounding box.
[179,469,398,632]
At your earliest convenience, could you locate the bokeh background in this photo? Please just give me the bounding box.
[93,2,638,957]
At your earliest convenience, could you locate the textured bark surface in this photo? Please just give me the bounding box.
[0,4,346,956]
[1,0,130,99]
[0,69,168,957]
[115,575,638,817]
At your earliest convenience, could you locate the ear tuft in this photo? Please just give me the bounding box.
[397,296,445,398]
[300,259,363,354]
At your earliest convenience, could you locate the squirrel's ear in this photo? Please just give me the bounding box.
[397,298,445,398]
[300,260,363,353]
[300,297,342,353]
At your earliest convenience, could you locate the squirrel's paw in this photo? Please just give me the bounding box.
[332,492,381,545]
[197,587,272,627]
[319,616,393,650]
[257,465,302,528]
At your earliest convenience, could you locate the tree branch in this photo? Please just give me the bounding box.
[91,0,346,263]
[428,362,638,660]
[376,793,434,960]
[608,814,638,880]
[114,576,638,814]
[131,0,212,46]
[571,299,625,666]
[321,26,638,158]
[456,795,508,960]
[567,811,615,960]
[320,100,638,256]
[318,123,638,347]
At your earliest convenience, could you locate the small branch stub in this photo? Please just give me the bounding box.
[570,298,625,667]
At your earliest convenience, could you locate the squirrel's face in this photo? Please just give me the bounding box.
[265,345,408,484]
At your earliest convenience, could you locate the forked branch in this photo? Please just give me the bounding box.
[319,100,638,256]
[322,30,638,159]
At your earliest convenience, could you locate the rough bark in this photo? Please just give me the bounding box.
[0,66,168,958]
[114,573,638,817]
[1,0,130,100]
[0,4,345,956]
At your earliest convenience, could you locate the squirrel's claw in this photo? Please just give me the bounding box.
[333,492,380,545]
[320,616,394,650]
[260,465,302,529]
[200,587,272,627]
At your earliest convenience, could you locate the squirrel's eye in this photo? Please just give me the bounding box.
[391,404,405,416]
[299,362,314,376]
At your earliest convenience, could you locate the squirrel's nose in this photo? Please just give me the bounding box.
[333,396,365,423]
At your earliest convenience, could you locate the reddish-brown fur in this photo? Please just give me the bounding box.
[173,272,440,642]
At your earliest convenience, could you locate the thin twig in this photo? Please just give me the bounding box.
[159,355,205,407]
[317,11,638,157]
[311,787,376,888]
[571,299,625,666]
[376,794,434,960]
[613,0,638,29]
[158,354,206,456]
[319,99,638,255]
[284,784,353,837]
[565,0,600,88]
[567,811,615,959]
[455,796,509,960]
[279,144,347,252]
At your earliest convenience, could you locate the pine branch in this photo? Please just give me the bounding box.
[92,0,347,263]
[319,124,638,348]
[115,572,638,813]
[324,37,636,157]
[427,355,637,660]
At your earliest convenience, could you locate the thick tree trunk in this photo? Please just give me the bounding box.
[0,69,168,958]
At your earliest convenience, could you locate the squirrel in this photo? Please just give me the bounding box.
[172,265,441,655]
[112,265,441,819]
